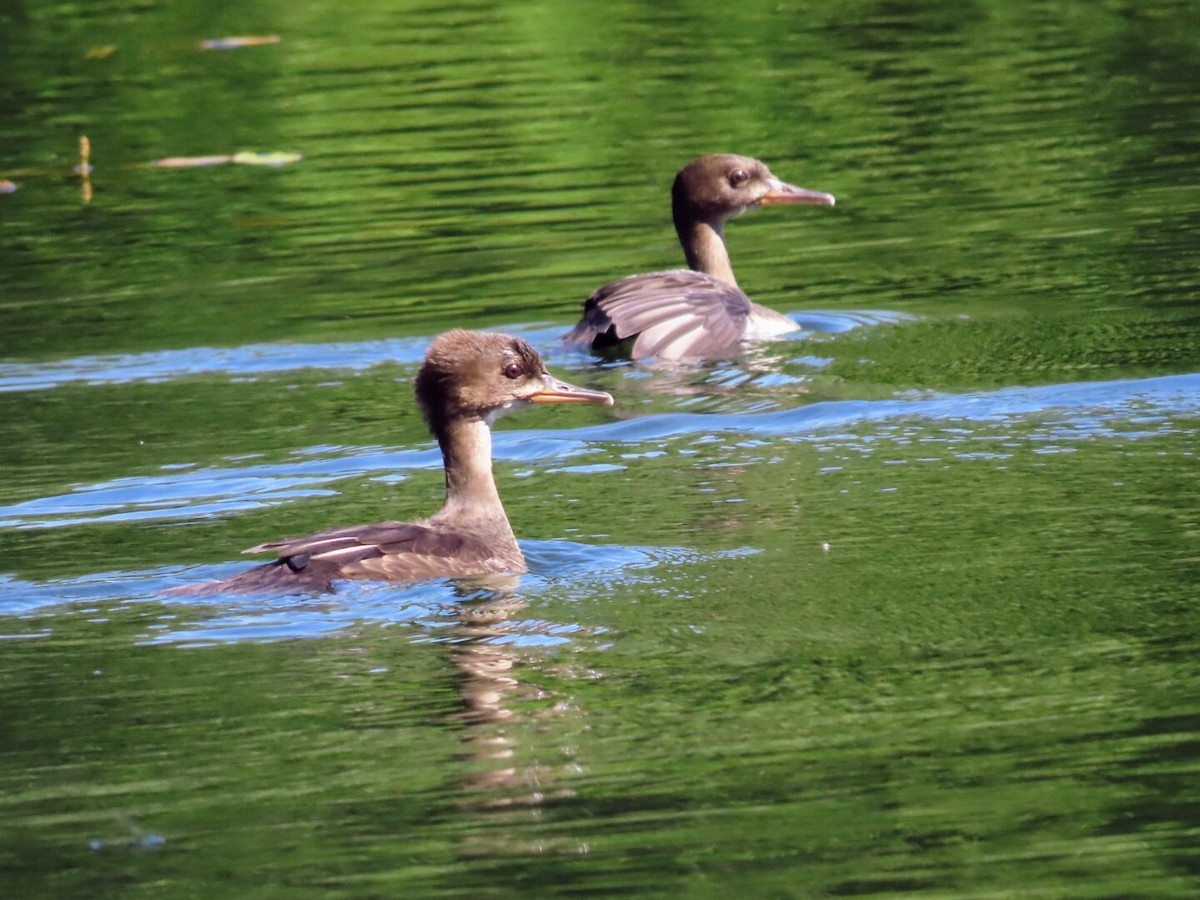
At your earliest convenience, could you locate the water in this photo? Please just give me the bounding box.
[2,0,1199,896]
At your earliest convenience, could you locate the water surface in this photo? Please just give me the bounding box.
[2,0,1198,896]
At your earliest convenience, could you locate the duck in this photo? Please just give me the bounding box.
[563,153,835,361]
[179,330,613,595]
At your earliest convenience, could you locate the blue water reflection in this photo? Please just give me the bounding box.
[0,311,907,392]
[0,371,1193,532]
[0,539,737,646]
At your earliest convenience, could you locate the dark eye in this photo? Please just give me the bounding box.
[503,361,525,379]
[728,168,749,187]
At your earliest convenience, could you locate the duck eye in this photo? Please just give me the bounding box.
[728,168,749,187]
[503,361,525,379]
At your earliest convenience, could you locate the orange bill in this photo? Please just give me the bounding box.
[759,178,836,207]
[530,375,614,405]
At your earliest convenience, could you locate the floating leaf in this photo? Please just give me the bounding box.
[148,155,235,168]
[199,35,281,51]
[231,151,303,167]
[86,45,117,60]
[145,152,301,169]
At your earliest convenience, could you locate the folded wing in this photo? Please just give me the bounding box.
[181,521,501,595]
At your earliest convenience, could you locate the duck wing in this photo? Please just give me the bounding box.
[246,521,493,564]
[179,521,503,596]
[563,269,751,360]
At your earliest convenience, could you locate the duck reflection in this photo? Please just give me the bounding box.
[440,581,590,856]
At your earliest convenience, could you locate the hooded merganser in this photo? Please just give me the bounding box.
[181,330,613,595]
[564,153,835,361]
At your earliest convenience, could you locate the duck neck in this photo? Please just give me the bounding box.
[433,417,514,536]
[676,218,738,288]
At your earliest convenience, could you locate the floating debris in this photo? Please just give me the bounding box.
[79,136,92,204]
[87,814,164,852]
[89,834,165,852]
[147,151,301,169]
[232,151,302,167]
[199,35,281,51]
[149,155,235,168]
[0,136,93,200]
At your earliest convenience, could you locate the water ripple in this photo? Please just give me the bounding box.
[0,540,740,641]
[0,372,1194,531]
[0,310,906,393]
[0,337,431,393]
[578,372,1200,444]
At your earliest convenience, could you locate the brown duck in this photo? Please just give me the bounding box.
[563,153,835,361]
[181,330,613,595]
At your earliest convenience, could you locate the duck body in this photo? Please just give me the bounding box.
[181,330,612,595]
[563,153,835,361]
[191,519,519,596]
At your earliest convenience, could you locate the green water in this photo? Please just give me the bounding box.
[2,0,1199,896]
